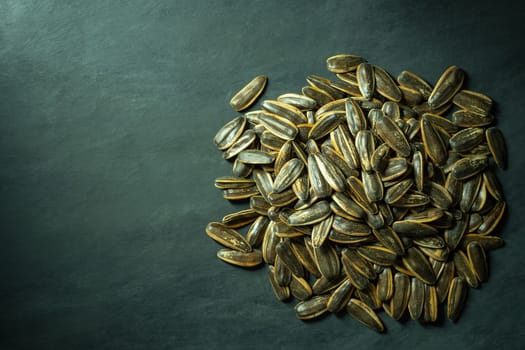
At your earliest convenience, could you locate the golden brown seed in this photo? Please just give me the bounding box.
[371,143,390,173]
[217,248,263,267]
[392,220,438,238]
[222,186,259,200]
[428,65,464,109]
[447,277,467,321]
[276,239,305,277]
[262,222,279,264]
[444,213,469,250]
[308,154,331,199]
[258,112,299,141]
[229,75,267,111]
[342,254,370,290]
[362,170,384,203]
[385,178,414,204]
[223,129,257,159]
[237,149,276,165]
[222,208,259,229]
[331,125,360,169]
[356,130,375,172]
[460,234,505,251]
[347,298,385,333]
[483,170,504,201]
[459,174,482,212]
[291,240,322,277]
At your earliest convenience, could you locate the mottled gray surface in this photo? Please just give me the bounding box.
[0,0,524,349]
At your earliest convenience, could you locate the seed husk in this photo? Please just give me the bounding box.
[302,85,334,107]
[309,111,345,140]
[377,267,394,302]
[238,149,276,165]
[229,75,267,111]
[422,284,438,323]
[402,247,436,285]
[444,212,469,250]
[362,170,384,203]
[374,65,402,102]
[345,97,367,136]
[342,253,370,290]
[261,99,307,124]
[213,116,247,150]
[428,65,464,109]
[421,117,448,166]
[372,226,405,256]
[314,243,341,280]
[217,248,263,267]
[486,127,507,169]
[222,208,259,229]
[277,93,317,111]
[327,279,355,313]
[290,274,313,301]
[326,54,365,73]
[452,109,495,127]
[385,178,414,204]
[268,265,291,301]
[449,128,485,153]
[392,220,438,238]
[311,215,334,248]
[222,186,260,200]
[390,272,410,320]
[452,89,492,116]
[375,110,411,157]
[246,215,269,247]
[454,251,479,288]
[477,200,506,235]
[408,277,425,320]
[313,153,347,193]
[295,295,330,320]
[467,241,488,283]
[273,158,304,193]
[347,298,385,333]
[206,222,252,253]
[450,156,488,180]
[308,154,331,199]
[357,245,397,266]
[397,70,433,99]
[447,277,468,321]
[356,63,376,100]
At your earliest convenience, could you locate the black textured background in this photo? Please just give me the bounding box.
[1,1,524,349]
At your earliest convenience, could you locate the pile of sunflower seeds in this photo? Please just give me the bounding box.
[206,53,507,332]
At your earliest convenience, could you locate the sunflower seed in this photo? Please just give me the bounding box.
[213,116,247,150]
[397,70,433,99]
[486,127,507,169]
[206,222,252,253]
[451,156,488,180]
[277,93,317,111]
[428,65,464,109]
[452,90,492,116]
[467,241,488,283]
[217,248,263,267]
[421,117,448,166]
[454,250,478,288]
[268,265,291,301]
[327,279,355,313]
[356,63,376,100]
[447,277,467,321]
[374,65,402,102]
[402,247,436,285]
[326,54,365,73]
[347,298,385,333]
[408,277,425,320]
[309,111,344,140]
[314,243,341,280]
[390,272,410,320]
[477,200,506,235]
[261,100,307,124]
[374,110,411,157]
